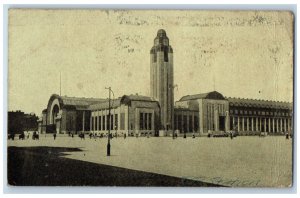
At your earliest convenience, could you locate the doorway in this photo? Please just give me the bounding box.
[219,116,225,131]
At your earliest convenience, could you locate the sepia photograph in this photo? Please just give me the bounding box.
[7,9,294,188]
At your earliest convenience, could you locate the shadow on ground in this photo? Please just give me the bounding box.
[8,146,222,186]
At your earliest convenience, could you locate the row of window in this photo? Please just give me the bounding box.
[230,116,291,132]
[91,114,119,131]
[207,103,225,114]
[230,109,290,116]
[139,113,152,130]
[174,114,199,133]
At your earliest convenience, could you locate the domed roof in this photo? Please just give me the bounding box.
[157,29,167,37]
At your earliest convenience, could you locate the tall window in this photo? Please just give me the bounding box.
[144,113,148,130]
[102,116,105,130]
[189,115,193,132]
[140,113,144,130]
[183,115,188,133]
[110,115,113,130]
[106,115,110,130]
[178,115,182,132]
[114,114,118,130]
[91,116,94,131]
[98,116,101,131]
[149,113,152,130]
[194,115,199,131]
[120,113,125,130]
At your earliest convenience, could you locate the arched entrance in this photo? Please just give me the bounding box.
[52,105,59,124]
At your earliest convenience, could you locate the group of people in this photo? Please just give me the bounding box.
[8,131,39,140]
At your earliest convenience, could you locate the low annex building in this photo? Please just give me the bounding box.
[39,94,160,136]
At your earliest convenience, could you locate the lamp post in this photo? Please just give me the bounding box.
[168,84,178,139]
[105,87,112,156]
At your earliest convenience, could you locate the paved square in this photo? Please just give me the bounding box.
[8,135,292,187]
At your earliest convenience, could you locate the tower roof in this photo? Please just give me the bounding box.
[157,29,167,37]
[151,29,173,54]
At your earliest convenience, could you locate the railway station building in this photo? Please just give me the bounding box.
[38,29,293,136]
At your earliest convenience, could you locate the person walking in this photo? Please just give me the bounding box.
[286,132,289,140]
[53,133,56,140]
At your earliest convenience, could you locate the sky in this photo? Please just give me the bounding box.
[8,10,294,116]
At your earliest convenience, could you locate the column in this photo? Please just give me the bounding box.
[96,111,99,132]
[82,111,85,132]
[143,112,146,130]
[90,112,92,132]
[93,113,96,132]
[280,118,283,132]
[259,118,262,131]
[135,109,139,132]
[288,119,291,133]
[208,106,210,131]
[232,116,235,130]
[151,110,155,132]
[187,113,190,132]
[125,106,128,132]
[192,113,195,132]
[268,118,271,133]
[225,111,229,132]
[276,118,279,133]
[284,118,287,132]
[118,108,121,132]
[264,118,266,132]
[181,112,184,133]
[272,118,275,134]
[237,117,240,132]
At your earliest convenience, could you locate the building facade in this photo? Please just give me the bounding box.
[174,91,292,136]
[38,29,293,136]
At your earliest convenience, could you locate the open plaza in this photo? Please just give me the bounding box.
[7,135,293,187]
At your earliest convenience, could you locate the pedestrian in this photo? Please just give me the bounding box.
[72,133,74,138]
[230,132,233,139]
[53,133,56,140]
[286,132,289,140]
[192,132,195,138]
[124,133,126,139]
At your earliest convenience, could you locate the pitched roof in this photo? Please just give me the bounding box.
[89,98,122,110]
[226,97,292,110]
[179,91,225,101]
[89,94,158,110]
[48,94,106,110]
[60,96,105,106]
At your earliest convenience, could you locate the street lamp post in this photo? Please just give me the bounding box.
[168,84,178,139]
[105,87,112,156]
